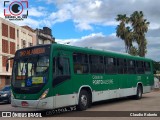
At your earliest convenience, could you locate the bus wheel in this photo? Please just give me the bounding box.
[77,90,89,111]
[135,85,142,100]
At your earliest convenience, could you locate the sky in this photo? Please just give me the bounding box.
[0,0,160,61]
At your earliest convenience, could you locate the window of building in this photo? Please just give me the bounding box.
[10,42,15,55]
[17,45,19,49]
[89,55,104,73]
[2,39,9,53]
[73,53,89,74]
[10,59,13,68]
[21,39,26,48]
[17,29,19,38]
[5,76,10,85]
[29,42,33,47]
[2,56,8,67]
[105,57,117,74]
[2,23,8,37]
[10,27,15,39]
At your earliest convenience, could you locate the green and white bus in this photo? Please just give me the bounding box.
[8,43,154,110]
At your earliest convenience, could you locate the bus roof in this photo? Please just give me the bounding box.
[51,43,153,62]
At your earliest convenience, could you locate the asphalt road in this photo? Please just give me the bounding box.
[0,90,160,120]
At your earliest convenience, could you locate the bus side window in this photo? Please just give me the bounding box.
[137,61,144,74]
[117,58,124,74]
[73,53,89,74]
[52,57,71,87]
[89,55,104,74]
[105,57,117,74]
[144,62,151,74]
[127,60,136,74]
[55,57,70,76]
[124,59,127,74]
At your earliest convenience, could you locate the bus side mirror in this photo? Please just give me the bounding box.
[6,60,9,72]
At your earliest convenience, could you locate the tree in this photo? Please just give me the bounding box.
[116,14,132,53]
[130,11,150,57]
[116,11,150,57]
[153,61,160,73]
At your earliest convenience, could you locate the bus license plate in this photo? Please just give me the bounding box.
[21,101,28,106]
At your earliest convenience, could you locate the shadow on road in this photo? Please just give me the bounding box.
[0,95,152,117]
[41,96,151,117]
[0,102,10,105]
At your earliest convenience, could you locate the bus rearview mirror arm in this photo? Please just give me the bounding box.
[6,57,14,72]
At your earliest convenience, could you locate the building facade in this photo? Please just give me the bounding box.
[0,17,36,89]
[35,27,55,45]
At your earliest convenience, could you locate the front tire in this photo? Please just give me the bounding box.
[135,85,142,100]
[77,90,89,111]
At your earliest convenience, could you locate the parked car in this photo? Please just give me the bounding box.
[0,85,11,104]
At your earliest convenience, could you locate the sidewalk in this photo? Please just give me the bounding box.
[152,88,160,92]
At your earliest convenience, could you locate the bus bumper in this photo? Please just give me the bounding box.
[11,97,54,109]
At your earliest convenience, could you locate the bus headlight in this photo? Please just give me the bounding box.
[39,89,49,100]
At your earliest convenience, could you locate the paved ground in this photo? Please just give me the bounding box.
[0,90,160,120]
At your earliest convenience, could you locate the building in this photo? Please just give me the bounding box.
[0,17,36,89]
[35,27,55,44]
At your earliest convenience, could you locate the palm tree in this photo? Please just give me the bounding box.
[116,11,149,57]
[116,14,131,53]
[130,11,150,57]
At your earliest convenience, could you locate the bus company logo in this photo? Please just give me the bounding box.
[4,0,28,21]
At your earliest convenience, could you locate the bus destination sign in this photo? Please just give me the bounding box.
[20,48,45,57]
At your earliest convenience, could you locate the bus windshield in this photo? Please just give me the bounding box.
[12,45,50,94]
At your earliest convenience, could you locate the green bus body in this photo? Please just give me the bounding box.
[11,44,154,110]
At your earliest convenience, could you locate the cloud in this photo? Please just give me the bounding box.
[75,22,93,31]
[146,37,160,61]
[0,0,5,18]
[1,0,160,31]
[45,0,160,31]
[56,33,125,53]
[147,28,160,37]
[28,7,46,17]
[49,9,71,23]
[56,33,160,61]
[12,17,41,28]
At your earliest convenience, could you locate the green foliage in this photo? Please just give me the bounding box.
[128,46,138,56]
[153,61,160,72]
[116,11,150,57]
